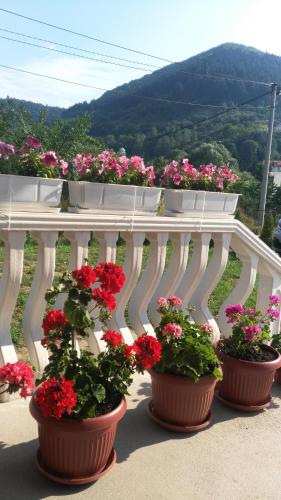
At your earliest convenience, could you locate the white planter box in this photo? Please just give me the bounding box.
[0,174,63,212]
[164,189,239,217]
[68,181,162,215]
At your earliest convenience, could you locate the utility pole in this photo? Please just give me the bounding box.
[258,82,279,226]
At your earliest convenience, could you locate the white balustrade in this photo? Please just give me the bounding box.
[0,212,280,374]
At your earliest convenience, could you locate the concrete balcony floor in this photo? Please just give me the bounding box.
[1,371,281,500]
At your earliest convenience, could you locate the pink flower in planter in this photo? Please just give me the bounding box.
[225,304,244,316]
[242,325,261,341]
[167,295,182,307]
[157,297,168,308]
[0,361,35,398]
[266,307,280,320]
[40,151,58,168]
[60,160,68,176]
[215,177,224,190]
[173,173,183,185]
[245,308,256,315]
[73,153,93,175]
[0,141,15,159]
[118,155,129,169]
[26,135,41,149]
[201,323,213,333]
[269,295,280,305]
[162,322,183,338]
[146,166,155,185]
[130,155,146,174]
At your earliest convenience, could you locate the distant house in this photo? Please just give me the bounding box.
[269,160,281,185]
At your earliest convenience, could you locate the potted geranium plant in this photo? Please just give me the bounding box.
[216,296,281,411]
[0,136,67,212]
[29,262,161,485]
[147,295,222,432]
[67,150,162,215]
[160,158,239,217]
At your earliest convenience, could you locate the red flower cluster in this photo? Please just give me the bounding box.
[42,309,68,341]
[92,288,116,311]
[95,263,126,293]
[72,265,97,289]
[133,334,162,369]
[36,377,77,419]
[101,331,123,347]
[0,361,35,398]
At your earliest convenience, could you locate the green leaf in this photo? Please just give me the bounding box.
[92,384,106,403]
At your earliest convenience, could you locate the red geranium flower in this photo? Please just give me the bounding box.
[35,377,77,419]
[95,262,126,294]
[72,265,97,289]
[92,287,116,311]
[124,344,134,359]
[133,334,162,369]
[101,330,123,347]
[42,309,68,336]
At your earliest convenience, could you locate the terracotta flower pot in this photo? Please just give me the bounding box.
[30,396,127,485]
[216,344,281,411]
[148,369,218,432]
[274,367,281,385]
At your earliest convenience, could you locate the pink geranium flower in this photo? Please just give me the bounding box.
[167,295,182,307]
[162,322,183,338]
[60,160,68,176]
[26,135,41,149]
[269,295,280,305]
[40,151,58,168]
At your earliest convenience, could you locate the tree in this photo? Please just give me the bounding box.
[260,212,275,248]
[238,139,259,171]
[189,142,237,167]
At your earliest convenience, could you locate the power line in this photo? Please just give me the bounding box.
[151,90,272,140]
[0,8,272,87]
[0,31,273,88]
[0,34,153,72]
[0,28,160,69]
[0,63,240,108]
[0,7,172,63]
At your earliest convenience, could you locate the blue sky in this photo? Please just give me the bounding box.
[0,0,281,107]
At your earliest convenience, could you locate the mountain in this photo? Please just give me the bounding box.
[61,43,281,137]
[2,43,281,162]
[0,97,64,122]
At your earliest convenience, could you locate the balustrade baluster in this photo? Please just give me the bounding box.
[191,233,232,342]
[217,235,259,338]
[0,231,26,365]
[149,233,191,326]
[128,232,168,336]
[175,233,211,308]
[23,231,58,371]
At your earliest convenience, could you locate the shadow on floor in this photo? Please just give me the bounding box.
[0,439,92,500]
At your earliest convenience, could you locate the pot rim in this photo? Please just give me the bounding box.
[164,188,239,196]
[30,394,127,431]
[216,341,281,369]
[148,368,219,387]
[0,173,65,183]
[68,180,163,191]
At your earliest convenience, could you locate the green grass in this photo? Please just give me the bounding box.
[0,239,257,351]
